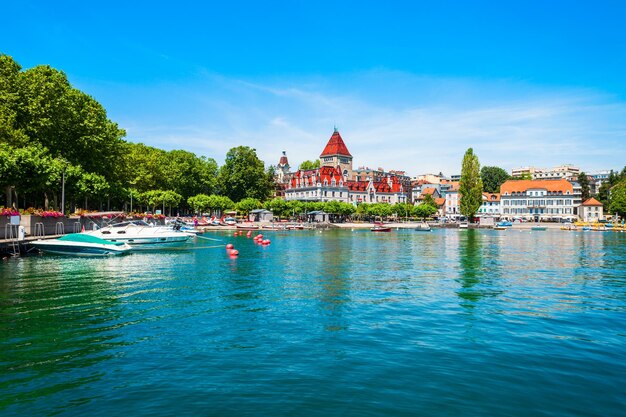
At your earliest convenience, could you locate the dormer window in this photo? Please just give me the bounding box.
[323,179,328,186]
[339,181,343,187]
[331,179,336,186]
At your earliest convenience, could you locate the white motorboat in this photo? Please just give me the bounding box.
[415,222,431,232]
[86,220,191,245]
[30,233,132,256]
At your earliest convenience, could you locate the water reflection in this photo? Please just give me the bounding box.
[0,257,123,413]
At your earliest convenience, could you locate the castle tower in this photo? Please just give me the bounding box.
[276,150,290,184]
[319,128,353,180]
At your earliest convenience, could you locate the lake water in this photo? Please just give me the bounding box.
[1,229,625,416]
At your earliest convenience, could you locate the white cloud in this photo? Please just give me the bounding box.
[85,70,626,175]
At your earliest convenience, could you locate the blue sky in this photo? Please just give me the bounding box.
[3,1,626,175]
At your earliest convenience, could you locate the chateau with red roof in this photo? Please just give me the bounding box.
[283,129,409,204]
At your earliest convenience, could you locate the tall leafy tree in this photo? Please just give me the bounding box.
[480,166,510,193]
[577,171,591,201]
[609,180,626,217]
[459,148,483,221]
[218,146,274,202]
[235,197,261,216]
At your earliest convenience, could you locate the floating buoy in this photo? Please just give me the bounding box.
[229,249,239,256]
[257,234,263,239]
[226,243,234,250]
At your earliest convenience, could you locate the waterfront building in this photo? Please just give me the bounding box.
[346,176,407,204]
[283,129,409,204]
[450,174,461,182]
[444,182,461,219]
[533,164,580,181]
[589,170,612,195]
[478,192,501,217]
[355,167,412,192]
[412,173,445,184]
[578,198,604,222]
[500,179,579,221]
[512,166,540,178]
[286,166,349,202]
[411,181,441,203]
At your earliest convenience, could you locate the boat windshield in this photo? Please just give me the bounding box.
[111,220,150,227]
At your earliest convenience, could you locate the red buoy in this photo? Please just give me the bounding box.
[230,249,239,256]
[226,243,234,250]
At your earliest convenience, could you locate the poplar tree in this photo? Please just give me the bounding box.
[459,148,483,221]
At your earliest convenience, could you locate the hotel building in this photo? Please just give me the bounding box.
[500,179,579,221]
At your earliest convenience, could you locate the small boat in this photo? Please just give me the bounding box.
[415,222,431,232]
[30,233,132,256]
[286,224,305,230]
[497,221,512,227]
[531,226,547,231]
[494,226,508,230]
[459,222,469,229]
[371,222,391,232]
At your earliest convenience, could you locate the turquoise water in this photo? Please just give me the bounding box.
[1,229,625,416]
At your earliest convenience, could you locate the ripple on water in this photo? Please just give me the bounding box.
[1,229,626,416]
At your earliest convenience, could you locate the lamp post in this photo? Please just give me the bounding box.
[60,161,67,215]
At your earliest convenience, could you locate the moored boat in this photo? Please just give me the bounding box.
[371,222,392,232]
[30,233,132,256]
[415,222,431,232]
[85,220,191,244]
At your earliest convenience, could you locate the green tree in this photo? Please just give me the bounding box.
[298,160,320,170]
[218,146,273,202]
[459,148,483,221]
[422,194,437,209]
[413,204,437,219]
[265,198,288,218]
[235,197,261,216]
[578,171,591,201]
[609,181,626,217]
[480,166,510,193]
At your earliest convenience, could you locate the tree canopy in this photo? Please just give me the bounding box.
[577,171,591,201]
[0,54,275,214]
[218,146,275,203]
[480,166,510,193]
[459,148,483,220]
[298,160,320,170]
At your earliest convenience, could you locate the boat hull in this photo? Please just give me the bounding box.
[30,241,131,256]
[371,227,392,232]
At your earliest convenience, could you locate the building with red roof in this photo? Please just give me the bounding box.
[283,129,410,205]
[499,179,580,221]
[579,197,604,222]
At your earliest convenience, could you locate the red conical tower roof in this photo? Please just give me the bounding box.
[320,129,352,158]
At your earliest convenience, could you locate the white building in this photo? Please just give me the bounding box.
[532,164,580,181]
[500,179,579,221]
[444,182,460,218]
[578,198,604,222]
[477,193,501,217]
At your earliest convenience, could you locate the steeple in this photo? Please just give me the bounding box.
[278,150,289,169]
[320,129,352,158]
[319,129,353,180]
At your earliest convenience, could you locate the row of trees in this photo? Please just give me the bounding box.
[185,194,438,221]
[0,55,275,213]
